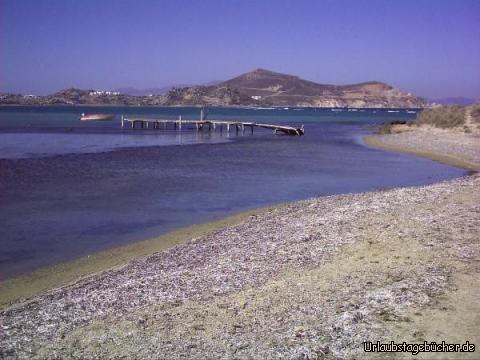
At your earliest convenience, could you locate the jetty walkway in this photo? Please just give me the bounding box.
[121,116,304,136]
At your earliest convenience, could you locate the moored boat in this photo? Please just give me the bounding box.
[79,113,114,121]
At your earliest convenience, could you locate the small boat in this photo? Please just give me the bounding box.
[79,113,114,121]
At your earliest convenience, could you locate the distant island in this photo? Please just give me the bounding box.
[0,68,426,108]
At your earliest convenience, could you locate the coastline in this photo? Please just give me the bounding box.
[364,135,479,171]
[1,128,469,308]
[0,205,283,308]
[1,126,479,358]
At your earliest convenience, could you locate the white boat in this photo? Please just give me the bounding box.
[79,113,115,121]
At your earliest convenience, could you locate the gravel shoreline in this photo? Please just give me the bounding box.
[365,125,480,171]
[1,127,479,359]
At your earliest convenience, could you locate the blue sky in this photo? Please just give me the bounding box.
[1,0,479,98]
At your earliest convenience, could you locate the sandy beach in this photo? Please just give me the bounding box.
[1,125,479,359]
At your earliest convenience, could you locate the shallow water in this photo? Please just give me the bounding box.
[0,106,466,278]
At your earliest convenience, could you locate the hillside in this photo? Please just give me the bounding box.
[0,89,165,106]
[219,68,425,107]
[0,69,426,108]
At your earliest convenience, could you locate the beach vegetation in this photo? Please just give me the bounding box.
[470,103,480,123]
[377,120,410,134]
[378,122,395,134]
[415,105,466,128]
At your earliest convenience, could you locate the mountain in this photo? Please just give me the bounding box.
[0,69,426,108]
[159,69,425,107]
[216,68,425,107]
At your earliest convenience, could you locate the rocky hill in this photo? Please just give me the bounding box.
[219,69,425,107]
[0,69,426,108]
[159,85,254,106]
[0,89,162,106]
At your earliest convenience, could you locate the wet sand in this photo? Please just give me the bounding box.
[1,126,479,359]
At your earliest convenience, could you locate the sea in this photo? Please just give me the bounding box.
[0,106,467,279]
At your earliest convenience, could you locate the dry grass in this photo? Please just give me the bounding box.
[470,103,480,124]
[415,106,466,128]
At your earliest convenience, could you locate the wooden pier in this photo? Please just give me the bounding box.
[121,116,304,136]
